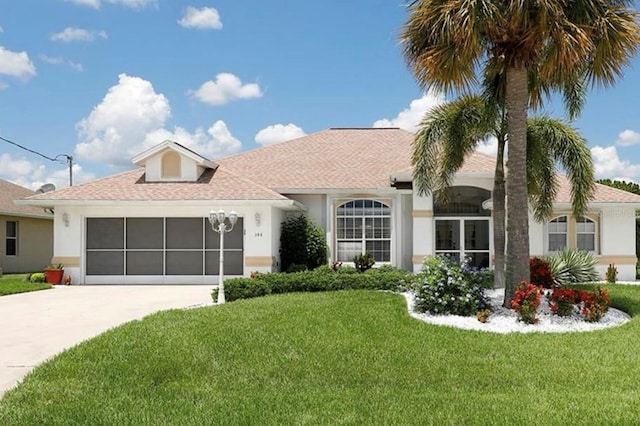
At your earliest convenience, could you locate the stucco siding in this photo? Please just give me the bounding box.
[0,215,53,273]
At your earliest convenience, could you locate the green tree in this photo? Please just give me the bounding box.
[597,179,640,195]
[414,95,594,298]
[280,215,328,272]
[402,0,640,301]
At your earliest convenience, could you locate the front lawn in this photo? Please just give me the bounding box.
[1,287,640,424]
[0,274,51,296]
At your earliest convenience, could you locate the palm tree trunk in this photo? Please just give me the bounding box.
[493,137,506,289]
[504,66,531,306]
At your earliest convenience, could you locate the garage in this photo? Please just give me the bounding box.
[85,217,243,283]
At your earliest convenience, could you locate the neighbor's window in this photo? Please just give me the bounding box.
[576,216,596,252]
[548,216,567,252]
[161,151,181,178]
[336,200,391,262]
[6,221,17,256]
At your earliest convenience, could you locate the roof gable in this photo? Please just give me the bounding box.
[0,179,52,218]
[132,140,216,168]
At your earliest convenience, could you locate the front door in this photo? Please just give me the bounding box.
[435,218,490,268]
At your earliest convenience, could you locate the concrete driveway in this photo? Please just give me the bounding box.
[0,285,214,398]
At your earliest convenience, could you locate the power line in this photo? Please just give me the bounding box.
[0,135,74,186]
[0,135,66,164]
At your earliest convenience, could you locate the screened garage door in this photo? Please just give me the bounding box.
[85,217,243,280]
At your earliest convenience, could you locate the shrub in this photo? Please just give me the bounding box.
[286,263,308,273]
[548,288,580,317]
[353,252,375,272]
[413,256,489,316]
[606,263,618,284]
[530,257,555,288]
[460,258,494,289]
[546,249,599,286]
[29,273,46,283]
[510,281,542,324]
[580,287,610,323]
[280,215,328,273]
[213,267,413,302]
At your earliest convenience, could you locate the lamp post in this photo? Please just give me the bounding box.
[208,209,238,304]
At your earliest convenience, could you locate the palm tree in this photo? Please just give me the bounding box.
[402,0,640,302]
[413,95,594,297]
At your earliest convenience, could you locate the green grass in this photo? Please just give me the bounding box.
[1,287,640,424]
[0,274,51,296]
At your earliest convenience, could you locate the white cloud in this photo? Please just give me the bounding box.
[615,129,640,147]
[255,123,306,146]
[0,46,36,80]
[51,27,108,43]
[373,89,446,133]
[190,73,262,105]
[0,153,95,190]
[63,0,101,8]
[0,82,8,90]
[178,6,222,30]
[0,25,4,33]
[40,54,84,72]
[63,0,156,9]
[75,74,242,167]
[591,145,640,180]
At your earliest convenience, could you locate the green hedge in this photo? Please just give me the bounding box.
[212,266,414,302]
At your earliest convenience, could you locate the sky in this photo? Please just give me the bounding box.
[1,0,640,191]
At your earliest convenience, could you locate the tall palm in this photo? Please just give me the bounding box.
[413,95,594,295]
[402,0,640,302]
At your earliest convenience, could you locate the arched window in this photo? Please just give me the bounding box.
[576,216,597,252]
[161,152,181,178]
[548,216,568,252]
[336,200,391,262]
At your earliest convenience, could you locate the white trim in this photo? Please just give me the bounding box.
[16,199,306,211]
[132,140,217,169]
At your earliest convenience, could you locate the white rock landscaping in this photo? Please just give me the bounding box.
[404,288,631,334]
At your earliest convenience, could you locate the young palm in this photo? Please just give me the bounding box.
[402,0,640,302]
[413,95,594,294]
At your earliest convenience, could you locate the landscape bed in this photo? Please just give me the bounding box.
[1,286,640,424]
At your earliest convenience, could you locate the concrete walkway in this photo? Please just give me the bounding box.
[0,285,213,398]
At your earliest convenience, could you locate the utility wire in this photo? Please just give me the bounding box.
[0,135,66,164]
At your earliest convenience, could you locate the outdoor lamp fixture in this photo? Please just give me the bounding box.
[208,209,238,304]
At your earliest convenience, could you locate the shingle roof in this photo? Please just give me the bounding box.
[0,179,52,218]
[555,174,640,204]
[218,128,415,190]
[18,127,640,205]
[24,167,287,202]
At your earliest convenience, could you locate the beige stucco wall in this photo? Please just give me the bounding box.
[0,215,53,273]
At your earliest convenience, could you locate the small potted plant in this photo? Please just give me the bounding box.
[44,263,64,285]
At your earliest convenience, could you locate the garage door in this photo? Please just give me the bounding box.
[85,217,243,280]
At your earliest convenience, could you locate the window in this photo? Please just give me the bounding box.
[161,152,181,178]
[336,200,391,262]
[5,221,17,256]
[576,216,596,252]
[548,216,567,252]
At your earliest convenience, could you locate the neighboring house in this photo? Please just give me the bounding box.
[0,179,53,274]
[18,128,640,284]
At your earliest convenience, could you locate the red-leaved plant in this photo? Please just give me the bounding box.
[581,287,610,322]
[549,288,581,317]
[530,257,555,289]
[511,281,542,324]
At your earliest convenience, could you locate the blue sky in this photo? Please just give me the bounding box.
[1,0,640,190]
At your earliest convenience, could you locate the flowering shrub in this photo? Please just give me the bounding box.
[510,281,542,324]
[530,257,555,288]
[581,287,610,322]
[414,256,490,316]
[460,258,494,289]
[548,288,581,317]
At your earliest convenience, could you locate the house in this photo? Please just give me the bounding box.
[17,128,640,284]
[0,179,53,274]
